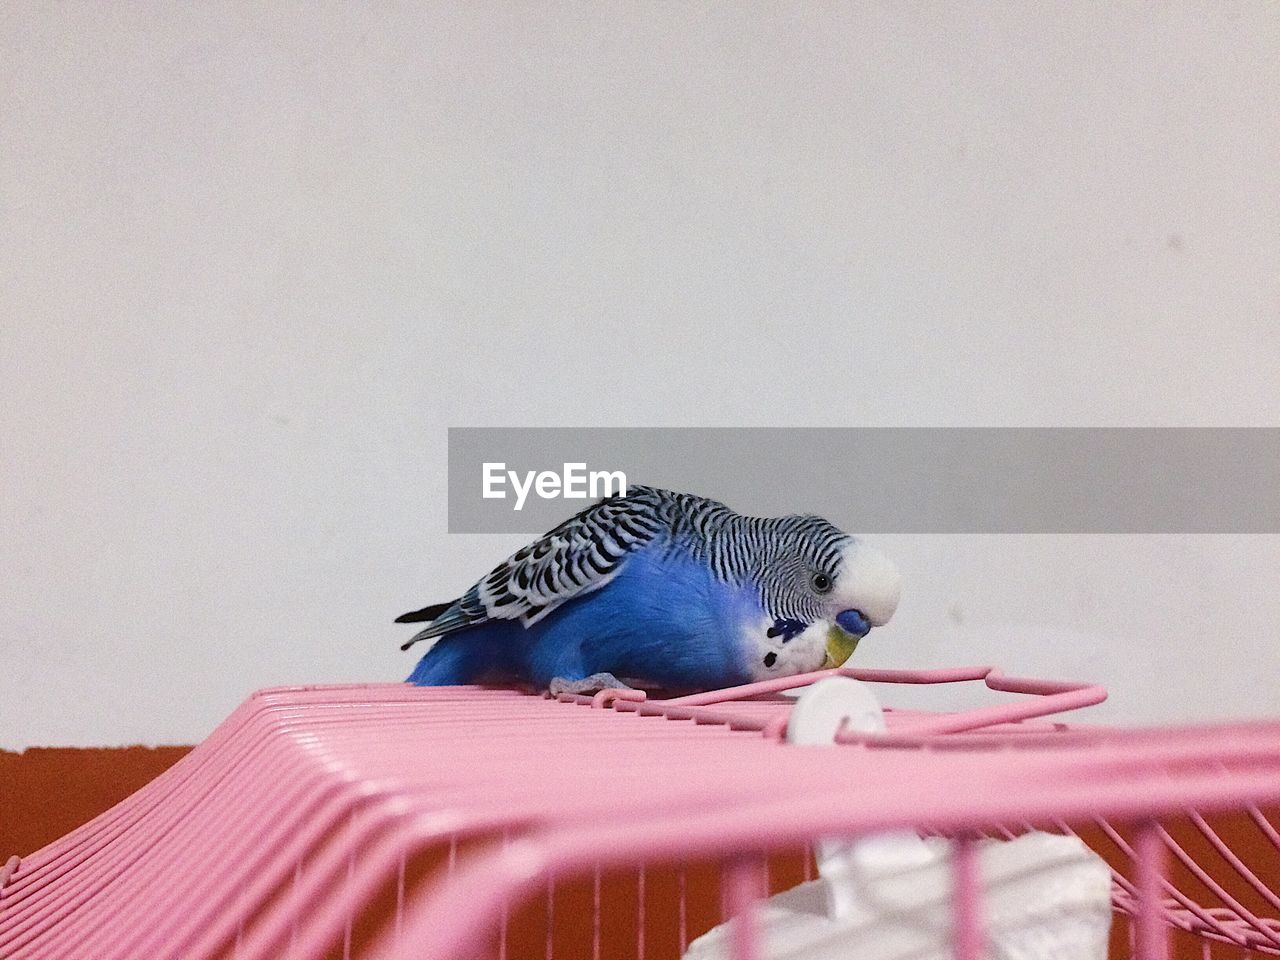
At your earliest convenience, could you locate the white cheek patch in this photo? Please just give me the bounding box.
[743,617,830,681]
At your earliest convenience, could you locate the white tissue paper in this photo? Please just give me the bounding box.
[682,830,1113,960]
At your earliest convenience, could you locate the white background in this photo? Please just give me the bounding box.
[3,3,1278,747]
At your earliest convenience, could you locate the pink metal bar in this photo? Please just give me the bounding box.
[0,858,18,900]
[1135,821,1170,960]
[1252,806,1280,849]
[952,836,984,960]
[545,876,555,960]
[859,669,1108,737]
[724,857,764,960]
[677,865,687,955]
[656,664,1107,739]
[639,863,649,959]
[593,864,602,960]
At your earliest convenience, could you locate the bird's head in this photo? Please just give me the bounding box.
[816,539,902,668]
[755,515,902,672]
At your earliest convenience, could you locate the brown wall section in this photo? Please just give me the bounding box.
[0,746,192,859]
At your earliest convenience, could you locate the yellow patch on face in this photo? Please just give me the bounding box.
[821,623,861,669]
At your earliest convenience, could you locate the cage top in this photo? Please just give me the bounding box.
[3,667,1279,960]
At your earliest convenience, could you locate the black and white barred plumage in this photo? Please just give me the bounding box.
[397,486,853,650]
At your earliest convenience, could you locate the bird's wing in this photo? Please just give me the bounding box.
[399,489,669,649]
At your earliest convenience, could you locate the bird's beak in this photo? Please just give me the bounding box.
[822,542,902,668]
[822,622,862,669]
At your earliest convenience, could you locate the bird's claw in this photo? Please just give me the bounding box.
[547,673,633,697]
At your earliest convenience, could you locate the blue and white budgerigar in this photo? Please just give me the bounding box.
[397,486,901,694]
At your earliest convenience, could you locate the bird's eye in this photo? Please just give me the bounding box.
[810,572,833,594]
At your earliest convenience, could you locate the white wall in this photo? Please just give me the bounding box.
[3,3,1278,747]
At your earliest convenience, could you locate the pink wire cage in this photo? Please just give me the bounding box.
[2,665,1279,960]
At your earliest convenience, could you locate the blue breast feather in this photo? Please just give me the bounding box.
[407,544,760,689]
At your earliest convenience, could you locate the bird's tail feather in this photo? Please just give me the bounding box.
[395,600,454,624]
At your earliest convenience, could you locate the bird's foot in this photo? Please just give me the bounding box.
[547,673,634,697]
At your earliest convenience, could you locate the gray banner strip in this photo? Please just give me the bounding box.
[447,428,1280,534]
